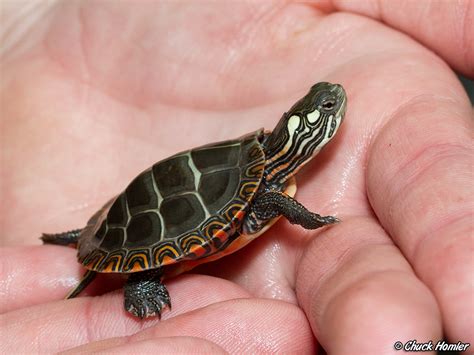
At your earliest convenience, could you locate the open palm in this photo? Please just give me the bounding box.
[1,1,472,353]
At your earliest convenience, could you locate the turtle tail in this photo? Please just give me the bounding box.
[41,228,83,247]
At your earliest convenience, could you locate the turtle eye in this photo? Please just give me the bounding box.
[321,99,336,111]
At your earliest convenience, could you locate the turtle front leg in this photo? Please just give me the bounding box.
[252,191,339,229]
[124,268,171,319]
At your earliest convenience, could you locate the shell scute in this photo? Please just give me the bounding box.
[160,194,206,238]
[107,194,128,227]
[125,170,159,213]
[99,228,124,250]
[198,168,240,213]
[153,155,195,198]
[124,212,161,247]
[191,144,241,172]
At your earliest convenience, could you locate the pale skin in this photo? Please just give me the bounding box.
[1,1,473,354]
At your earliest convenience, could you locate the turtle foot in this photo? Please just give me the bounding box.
[252,191,340,230]
[124,269,171,319]
[320,215,339,225]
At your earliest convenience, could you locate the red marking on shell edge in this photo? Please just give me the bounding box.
[102,262,116,273]
[213,230,228,243]
[84,253,105,271]
[130,263,146,272]
[124,253,150,272]
[160,255,177,265]
[189,244,207,258]
[234,210,245,221]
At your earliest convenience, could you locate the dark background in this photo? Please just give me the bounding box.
[459,74,474,105]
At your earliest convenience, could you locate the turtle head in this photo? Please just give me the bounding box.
[263,82,347,187]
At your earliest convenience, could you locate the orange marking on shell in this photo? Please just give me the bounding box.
[246,164,263,178]
[189,244,207,258]
[223,203,243,221]
[125,253,149,271]
[100,254,122,272]
[213,229,228,243]
[102,263,115,272]
[204,221,225,239]
[182,235,205,251]
[154,245,180,266]
[160,255,177,265]
[239,182,258,199]
[131,263,146,272]
[84,252,105,271]
[234,210,245,221]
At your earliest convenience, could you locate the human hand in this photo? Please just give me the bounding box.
[1,1,472,353]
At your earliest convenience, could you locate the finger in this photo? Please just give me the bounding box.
[0,246,126,313]
[67,299,315,354]
[296,218,442,354]
[2,297,314,354]
[331,0,474,76]
[367,95,473,344]
[0,246,81,313]
[61,337,227,354]
[0,245,250,314]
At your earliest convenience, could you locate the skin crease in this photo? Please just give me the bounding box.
[1,0,473,354]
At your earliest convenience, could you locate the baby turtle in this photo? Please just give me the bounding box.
[42,82,347,319]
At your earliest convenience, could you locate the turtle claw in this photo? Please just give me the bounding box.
[304,213,340,229]
[124,284,171,319]
[124,270,171,319]
[324,215,339,224]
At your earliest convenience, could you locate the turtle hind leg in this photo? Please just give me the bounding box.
[252,191,339,229]
[41,228,83,246]
[124,268,171,319]
[66,270,97,299]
